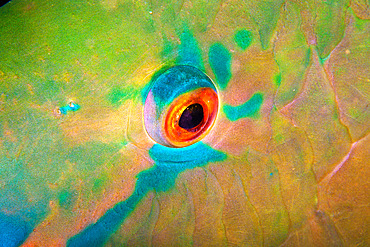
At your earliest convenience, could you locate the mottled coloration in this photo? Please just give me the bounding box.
[0,0,369,246]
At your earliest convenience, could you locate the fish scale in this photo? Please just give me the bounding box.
[0,0,369,246]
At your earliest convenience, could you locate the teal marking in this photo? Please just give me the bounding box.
[178,29,204,71]
[209,43,232,90]
[0,212,31,247]
[59,102,80,115]
[67,142,226,247]
[0,157,50,246]
[223,93,264,121]
[58,189,78,210]
[234,30,253,50]
[141,81,153,104]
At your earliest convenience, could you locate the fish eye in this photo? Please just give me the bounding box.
[143,65,219,148]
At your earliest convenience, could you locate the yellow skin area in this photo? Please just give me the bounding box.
[0,0,369,246]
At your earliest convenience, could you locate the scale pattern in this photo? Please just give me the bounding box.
[0,0,369,246]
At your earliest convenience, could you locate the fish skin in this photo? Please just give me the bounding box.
[0,0,369,246]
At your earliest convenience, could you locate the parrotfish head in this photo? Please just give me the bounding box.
[0,1,369,246]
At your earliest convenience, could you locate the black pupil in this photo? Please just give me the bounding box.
[179,103,204,130]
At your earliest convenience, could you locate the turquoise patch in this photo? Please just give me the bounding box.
[209,43,232,90]
[59,102,80,115]
[67,142,226,246]
[0,158,49,246]
[234,30,253,50]
[223,93,264,121]
[178,29,204,71]
[0,212,31,247]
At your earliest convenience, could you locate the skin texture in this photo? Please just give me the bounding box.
[0,0,369,246]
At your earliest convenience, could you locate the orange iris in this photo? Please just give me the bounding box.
[163,88,218,147]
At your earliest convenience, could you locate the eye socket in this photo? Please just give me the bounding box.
[144,65,219,148]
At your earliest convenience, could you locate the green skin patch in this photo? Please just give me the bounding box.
[234,29,253,50]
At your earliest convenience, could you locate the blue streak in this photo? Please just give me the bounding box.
[209,43,232,90]
[178,29,204,71]
[0,213,31,247]
[59,102,80,115]
[223,93,264,121]
[67,142,226,246]
[0,157,50,247]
